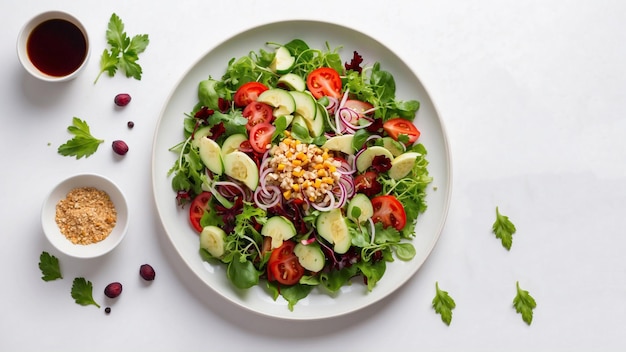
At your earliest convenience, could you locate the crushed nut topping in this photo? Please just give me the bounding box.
[55,187,117,245]
[267,136,342,202]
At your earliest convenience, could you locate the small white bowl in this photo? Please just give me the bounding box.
[17,11,90,82]
[41,174,129,259]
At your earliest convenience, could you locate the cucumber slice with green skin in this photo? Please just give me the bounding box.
[198,136,223,175]
[347,193,374,223]
[221,133,247,156]
[294,242,325,272]
[200,226,227,259]
[381,136,406,157]
[257,88,296,119]
[192,126,212,148]
[270,46,296,74]
[355,146,395,172]
[307,104,325,137]
[261,216,296,249]
[322,134,355,155]
[388,151,421,180]
[289,91,317,122]
[223,151,259,191]
[278,73,306,91]
[316,208,351,254]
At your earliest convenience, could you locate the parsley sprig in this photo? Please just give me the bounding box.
[58,117,104,159]
[71,277,101,308]
[94,13,149,84]
[492,206,517,250]
[38,251,62,281]
[432,282,456,325]
[513,281,537,325]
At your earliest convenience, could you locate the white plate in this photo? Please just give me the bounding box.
[152,20,451,320]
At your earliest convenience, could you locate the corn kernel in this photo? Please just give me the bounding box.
[322,151,329,160]
[292,160,302,167]
[292,184,300,191]
[286,151,293,158]
[323,177,334,184]
[283,190,292,200]
[314,179,322,188]
[314,163,324,170]
[296,152,307,161]
[317,169,328,177]
[292,170,304,177]
[276,163,286,171]
[328,165,337,172]
[302,180,311,189]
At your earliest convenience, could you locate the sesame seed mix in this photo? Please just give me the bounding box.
[55,187,117,245]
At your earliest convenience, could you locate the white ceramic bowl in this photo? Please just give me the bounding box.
[17,11,90,82]
[41,174,129,258]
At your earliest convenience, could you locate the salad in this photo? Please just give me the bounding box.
[168,39,432,310]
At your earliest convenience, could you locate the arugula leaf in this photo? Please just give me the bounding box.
[513,281,536,325]
[38,251,62,281]
[432,281,456,326]
[71,277,101,308]
[94,13,149,84]
[58,117,104,159]
[492,207,517,250]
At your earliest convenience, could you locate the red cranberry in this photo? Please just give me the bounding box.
[104,282,123,298]
[112,140,129,155]
[139,264,155,281]
[127,121,134,129]
[114,93,131,106]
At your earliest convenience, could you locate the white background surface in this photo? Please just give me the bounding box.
[2,0,625,351]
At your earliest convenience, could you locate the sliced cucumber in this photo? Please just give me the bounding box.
[261,216,296,249]
[200,226,227,259]
[291,115,308,134]
[347,193,374,223]
[388,152,421,180]
[289,91,317,122]
[278,73,306,91]
[316,208,351,254]
[322,134,355,155]
[192,126,212,148]
[270,46,296,74]
[307,104,325,137]
[223,151,259,191]
[198,136,223,175]
[381,136,406,157]
[294,242,325,272]
[257,88,296,119]
[355,146,395,172]
[221,133,247,156]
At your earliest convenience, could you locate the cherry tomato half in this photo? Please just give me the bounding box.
[189,191,212,233]
[249,122,275,154]
[382,118,421,145]
[242,102,274,131]
[233,82,269,107]
[371,195,407,231]
[267,241,305,286]
[306,67,342,99]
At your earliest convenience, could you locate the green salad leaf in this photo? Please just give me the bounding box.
[38,251,62,281]
[58,117,104,159]
[71,277,100,308]
[432,281,456,325]
[513,281,537,325]
[492,206,517,250]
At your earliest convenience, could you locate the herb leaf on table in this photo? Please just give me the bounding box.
[38,251,62,281]
[58,117,104,159]
[513,281,536,325]
[71,278,101,308]
[432,281,456,325]
[492,206,516,250]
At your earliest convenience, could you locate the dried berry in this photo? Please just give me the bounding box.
[104,282,123,298]
[112,140,129,155]
[139,264,155,281]
[127,121,134,129]
[114,93,131,107]
[105,307,111,314]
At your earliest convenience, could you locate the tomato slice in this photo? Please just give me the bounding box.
[249,122,275,154]
[382,118,421,145]
[371,195,407,231]
[306,67,342,99]
[233,82,269,107]
[189,191,212,233]
[267,241,305,286]
[242,102,274,131]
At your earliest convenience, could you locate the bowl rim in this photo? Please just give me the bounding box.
[41,173,129,259]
